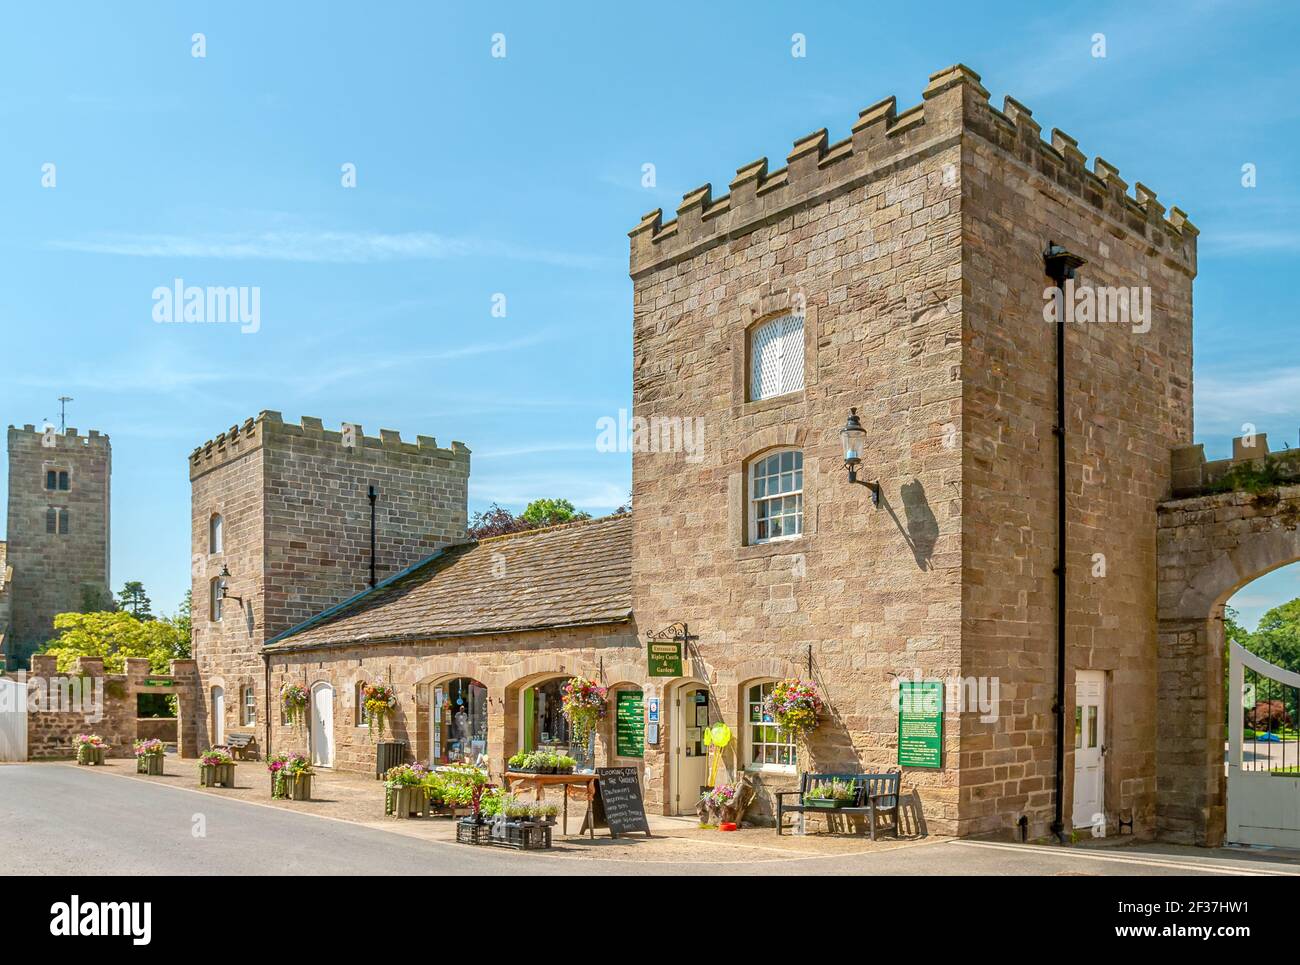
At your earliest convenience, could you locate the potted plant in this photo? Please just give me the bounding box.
[765,678,823,742]
[75,734,108,766]
[530,801,559,825]
[803,777,858,809]
[268,752,314,800]
[134,738,165,775]
[507,750,533,773]
[280,684,309,727]
[384,762,430,817]
[560,676,607,745]
[502,795,533,824]
[697,782,739,826]
[361,680,398,738]
[554,754,577,775]
[198,749,236,787]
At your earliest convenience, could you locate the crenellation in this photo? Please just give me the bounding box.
[630,64,1197,279]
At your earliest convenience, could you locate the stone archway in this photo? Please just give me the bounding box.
[1156,486,1300,846]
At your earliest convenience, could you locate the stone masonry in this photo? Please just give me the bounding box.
[628,64,1195,838]
[5,425,111,669]
[189,411,470,751]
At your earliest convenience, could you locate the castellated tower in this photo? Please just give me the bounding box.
[4,424,112,667]
[189,411,470,748]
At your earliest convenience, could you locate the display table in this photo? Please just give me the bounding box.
[502,771,598,838]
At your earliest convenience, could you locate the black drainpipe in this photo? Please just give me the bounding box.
[368,485,378,588]
[1045,242,1085,842]
[263,651,272,760]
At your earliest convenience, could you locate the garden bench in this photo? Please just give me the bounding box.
[226,732,258,761]
[775,770,901,840]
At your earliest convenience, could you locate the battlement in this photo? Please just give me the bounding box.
[189,410,470,478]
[629,64,1198,279]
[7,424,111,450]
[1170,434,1300,498]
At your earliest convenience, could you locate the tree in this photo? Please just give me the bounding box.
[467,498,592,539]
[117,581,153,619]
[39,610,190,674]
[1250,598,1300,672]
[519,498,590,528]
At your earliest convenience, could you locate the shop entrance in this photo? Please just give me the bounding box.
[673,684,711,815]
[519,677,591,768]
[429,677,488,766]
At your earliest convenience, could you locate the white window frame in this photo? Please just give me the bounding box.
[748,313,805,402]
[748,449,804,544]
[744,680,797,774]
[242,686,256,726]
[210,577,224,623]
[355,681,370,728]
[210,513,224,554]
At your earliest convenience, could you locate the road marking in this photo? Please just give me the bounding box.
[952,839,1300,876]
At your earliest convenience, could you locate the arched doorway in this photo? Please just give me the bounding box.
[427,677,489,766]
[668,679,712,816]
[210,686,225,745]
[310,681,334,768]
[1157,490,1300,845]
[517,676,592,768]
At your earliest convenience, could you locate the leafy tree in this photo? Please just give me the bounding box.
[117,580,153,619]
[39,610,190,674]
[519,498,590,528]
[468,499,592,539]
[1250,598,1300,672]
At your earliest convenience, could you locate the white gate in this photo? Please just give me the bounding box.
[0,676,29,761]
[1228,642,1300,846]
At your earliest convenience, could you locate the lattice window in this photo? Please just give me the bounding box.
[748,314,805,401]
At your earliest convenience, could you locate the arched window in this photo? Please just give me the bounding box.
[209,514,224,554]
[210,576,224,623]
[744,680,797,772]
[431,678,489,765]
[749,449,803,543]
[355,681,369,727]
[748,313,805,401]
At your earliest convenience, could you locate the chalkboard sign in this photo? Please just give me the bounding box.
[591,766,651,837]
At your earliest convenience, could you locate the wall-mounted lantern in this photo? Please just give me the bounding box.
[840,408,880,506]
[219,564,244,606]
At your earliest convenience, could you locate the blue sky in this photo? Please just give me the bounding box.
[1,0,1298,623]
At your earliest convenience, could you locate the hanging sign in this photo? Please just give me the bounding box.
[898,680,944,768]
[615,690,644,758]
[647,640,683,677]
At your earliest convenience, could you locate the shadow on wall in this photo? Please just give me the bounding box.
[882,479,938,570]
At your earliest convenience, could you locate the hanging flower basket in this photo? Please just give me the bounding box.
[198,750,237,788]
[134,738,165,775]
[560,676,607,744]
[765,678,823,741]
[268,752,314,800]
[74,734,107,765]
[280,684,309,728]
[362,681,398,738]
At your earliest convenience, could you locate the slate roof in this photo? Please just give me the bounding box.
[263,514,632,652]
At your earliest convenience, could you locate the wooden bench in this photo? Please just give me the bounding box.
[225,733,258,761]
[775,770,901,840]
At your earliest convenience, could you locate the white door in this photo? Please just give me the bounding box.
[0,677,28,761]
[311,682,334,768]
[1072,670,1105,828]
[674,685,711,815]
[211,686,225,745]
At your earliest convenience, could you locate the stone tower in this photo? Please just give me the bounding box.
[4,424,112,668]
[628,64,1195,837]
[188,411,470,748]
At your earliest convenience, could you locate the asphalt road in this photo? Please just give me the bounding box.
[3,764,1299,876]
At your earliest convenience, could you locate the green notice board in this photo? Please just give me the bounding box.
[647,640,683,677]
[615,690,644,758]
[898,680,943,768]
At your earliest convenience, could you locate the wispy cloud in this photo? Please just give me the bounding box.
[1199,365,1300,425]
[1199,229,1300,255]
[46,229,610,270]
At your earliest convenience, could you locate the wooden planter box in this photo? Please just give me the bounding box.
[77,746,105,766]
[284,773,312,801]
[385,783,429,818]
[137,755,164,775]
[199,762,236,787]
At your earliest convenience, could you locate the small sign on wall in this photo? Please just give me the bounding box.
[898,680,943,769]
